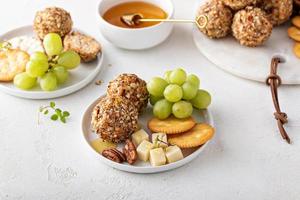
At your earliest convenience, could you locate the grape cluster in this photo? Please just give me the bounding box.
[147,68,211,119]
[14,33,80,91]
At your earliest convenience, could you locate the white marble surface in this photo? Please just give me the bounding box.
[1,0,300,199]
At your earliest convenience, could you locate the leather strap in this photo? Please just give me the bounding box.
[266,58,290,144]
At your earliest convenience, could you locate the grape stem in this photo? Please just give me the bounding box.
[48,55,59,70]
[37,105,52,125]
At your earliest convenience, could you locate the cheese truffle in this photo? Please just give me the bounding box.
[91,96,139,143]
[261,0,293,25]
[107,74,149,113]
[63,31,101,62]
[34,7,73,39]
[197,0,233,39]
[232,6,273,47]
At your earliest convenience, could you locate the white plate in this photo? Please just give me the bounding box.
[193,0,300,85]
[82,95,215,174]
[0,25,104,99]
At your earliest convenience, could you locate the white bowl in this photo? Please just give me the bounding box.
[97,0,174,50]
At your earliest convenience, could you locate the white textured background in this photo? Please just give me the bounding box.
[1,0,300,199]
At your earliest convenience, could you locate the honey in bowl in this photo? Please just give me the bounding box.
[103,1,168,28]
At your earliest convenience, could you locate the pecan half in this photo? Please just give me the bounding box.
[123,139,138,165]
[102,148,125,163]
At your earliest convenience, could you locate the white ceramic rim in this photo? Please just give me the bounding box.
[97,0,174,31]
[82,95,215,174]
[0,25,105,99]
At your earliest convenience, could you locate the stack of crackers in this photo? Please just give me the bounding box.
[148,116,215,149]
[288,16,300,58]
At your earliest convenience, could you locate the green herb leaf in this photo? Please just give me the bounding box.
[60,117,66,123]
[63,111,70,117]
[55,108,62,113]
[51,114,58,121]
[43,110,49,115]
[39,106,43,112]
[55,109,62,117]
[50,102,56,108]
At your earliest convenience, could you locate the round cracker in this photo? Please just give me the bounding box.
[168,123,214,148]
[0,49,29,82]
[292,16,300,29]
[148,116,196,134]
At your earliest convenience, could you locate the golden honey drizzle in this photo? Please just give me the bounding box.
[103,1,168,28]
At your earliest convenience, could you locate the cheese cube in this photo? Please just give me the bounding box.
[150,148,166,166]
[165,146,184,163]
[131,129,149,147]
[152,133,168,148]
[137,140,154,161]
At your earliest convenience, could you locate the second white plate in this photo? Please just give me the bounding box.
[0,25,104,99]
[82,95,215,174]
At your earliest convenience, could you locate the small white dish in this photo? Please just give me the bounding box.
[0,25,104,99]
[97,0,174,50]
[82,95,215,174]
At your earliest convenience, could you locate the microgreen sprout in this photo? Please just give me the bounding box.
[38,101,70,124]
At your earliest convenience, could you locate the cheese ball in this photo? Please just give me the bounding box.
[261,0,293,25]
[91,96,139,143]
[107,74,149,113]
[197,0,233,39]
[232,7,273,47]
[221,0,261,10]
[63,31,101,62]
[34,7,73,39]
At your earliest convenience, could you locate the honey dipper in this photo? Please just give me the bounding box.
[121,13,208,29]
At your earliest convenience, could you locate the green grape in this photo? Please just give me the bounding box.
[43,33,63,56]
[53,65,69,84]
[190,89,212,109]
[30,51,48,62]
[150,95,163,106]
[186,74,200,88]
[169,68,187,85]
[57,50,81,69]
[26,60,49,77]
[147,77,168,97]
[13,72,37,90]
[182,82,198,100]
[172,101,193,119]
[153,99,173,119]
[164,70,172,83]
[40,72,57,91]
[163,84,183,102]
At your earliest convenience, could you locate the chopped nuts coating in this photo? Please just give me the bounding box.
[107,74,149,113]
[92,96,139,143]
[221,0,261,10]
[64,31,101,62]
[232,6,273,47]
[34,7,73,39]
[261,0,293,26]
[197,0,233,39]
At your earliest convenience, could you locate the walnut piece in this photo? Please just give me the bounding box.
[123,139,138,165]
[102,148,126,163]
